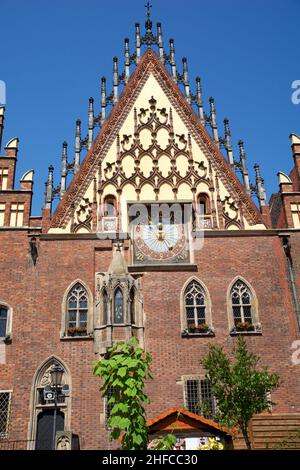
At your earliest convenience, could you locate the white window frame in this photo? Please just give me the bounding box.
[183,376,216,418]
[0,390,12,438]
[0,302,12,341]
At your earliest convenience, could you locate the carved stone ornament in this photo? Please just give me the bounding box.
[50,49,263,229]
[56,431,72,450]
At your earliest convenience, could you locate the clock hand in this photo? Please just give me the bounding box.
[163,238,174,250]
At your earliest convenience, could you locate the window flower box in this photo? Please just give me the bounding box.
[182,323,214,337]
[230,322,262,335]
[66,326,87,337]
[235,321,254,332]
[189,323,209,333]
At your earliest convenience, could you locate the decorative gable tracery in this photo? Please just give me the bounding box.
[49,49,264,231]
[99,96,211,199]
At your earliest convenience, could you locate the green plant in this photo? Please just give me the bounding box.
[67,326,87,335]
[149,434,177,450]
[235,321,254,331]
[188,323,209,331]
[201,336,280,450]
[93,337,152,450]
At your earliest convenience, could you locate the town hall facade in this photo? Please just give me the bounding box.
[1,7,300,450]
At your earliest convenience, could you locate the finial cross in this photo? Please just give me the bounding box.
[145,1,152,19]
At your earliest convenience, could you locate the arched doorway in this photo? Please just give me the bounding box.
[36,409,65,450]
[28,357,71,450]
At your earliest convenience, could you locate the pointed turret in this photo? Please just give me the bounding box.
[169,39,177,82]
[113,57,119,104]
[101,77,107,123]
[108,241,128,275]
[254,163,267,206]
[157,23,164,62]
[195,77,205,125]
[209,97,219,145]
[45,165,54,209]
[223,118,234,168]
[0,106,5,152]
[135,23,141,64]
[88,97,94,149]
[60,141,68,198]
[124,38,130,83]
[74,119,81,173]
[182,58,191,103]
[238,140,250,193]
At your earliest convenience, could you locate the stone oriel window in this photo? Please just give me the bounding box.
[181,278,213,336]
[0,391,12,438]
[114,288,124,324]
[228,277,261,334]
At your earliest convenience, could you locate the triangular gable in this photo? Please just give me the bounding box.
[50,48,263,229]
[147,407,231,436]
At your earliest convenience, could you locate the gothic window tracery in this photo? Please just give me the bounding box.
[231,280,253,326]
[184,281,206,330]
[102,289,108,325]
[130,288,136,325]
[114,288,124,324]
[66,283,88,336]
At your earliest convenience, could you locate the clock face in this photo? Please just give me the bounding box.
[133,223,189,264]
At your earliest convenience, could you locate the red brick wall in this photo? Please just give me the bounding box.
[0,231,300,449]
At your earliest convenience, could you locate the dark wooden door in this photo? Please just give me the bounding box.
[35,409,64,450]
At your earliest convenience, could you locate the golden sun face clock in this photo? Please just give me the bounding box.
[132,222,190,264]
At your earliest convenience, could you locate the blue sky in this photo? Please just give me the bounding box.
[1,0,299,215]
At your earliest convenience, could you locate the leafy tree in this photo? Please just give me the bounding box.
[93,337,152,450]
[149,434,177,450]
[201,336,280,450]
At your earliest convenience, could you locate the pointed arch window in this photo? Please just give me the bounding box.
[184,281,207,332]
[231,280,253,326]
[66,283,88,336]
[197,193,211,215]
[102,289,108,325]
[130,288,135,325]
[103,195,117,217]
[114,288,124,324]
[102,195,118,232]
